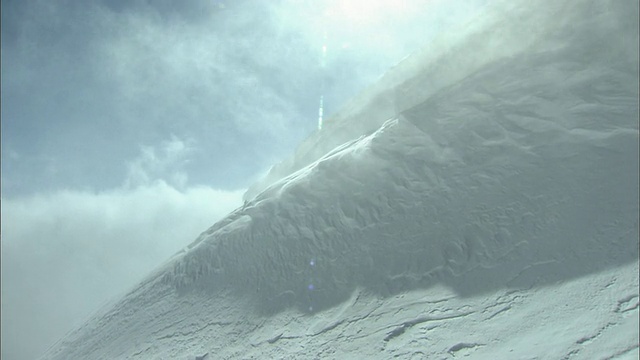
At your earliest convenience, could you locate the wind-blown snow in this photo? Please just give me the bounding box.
[40,0,638,359]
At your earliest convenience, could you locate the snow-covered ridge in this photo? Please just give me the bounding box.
[40,0,638,358]
[166,64,637,313]
[244,0,638,202]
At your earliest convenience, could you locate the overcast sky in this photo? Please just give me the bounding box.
[1,0,486,359]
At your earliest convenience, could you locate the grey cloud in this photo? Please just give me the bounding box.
[124,135,195,189]
[1,0,320,196]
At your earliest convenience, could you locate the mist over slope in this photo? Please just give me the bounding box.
[41,0,638,358]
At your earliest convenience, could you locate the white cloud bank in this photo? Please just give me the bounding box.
[1,182,243,360]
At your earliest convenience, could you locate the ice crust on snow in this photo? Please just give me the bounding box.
[40,0,638,358]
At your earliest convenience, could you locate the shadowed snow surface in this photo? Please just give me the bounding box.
[41,0,638,358]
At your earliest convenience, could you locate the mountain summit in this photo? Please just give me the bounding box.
[41,0,638,358]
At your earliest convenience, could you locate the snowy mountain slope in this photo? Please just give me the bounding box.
[243,0,638,202]
[40,0,639,359]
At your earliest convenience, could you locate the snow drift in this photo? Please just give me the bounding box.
[41,0,638,358]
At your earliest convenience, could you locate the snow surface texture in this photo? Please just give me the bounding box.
[41,0,639,359]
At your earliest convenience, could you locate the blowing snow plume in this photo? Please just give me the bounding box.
[41,0,638,359]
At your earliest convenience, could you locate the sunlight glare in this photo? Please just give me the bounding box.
[323,0,413,29]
